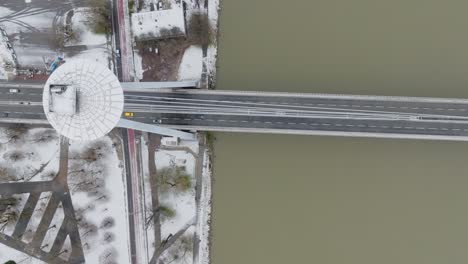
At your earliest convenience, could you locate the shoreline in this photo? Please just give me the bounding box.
[200,0,220,263]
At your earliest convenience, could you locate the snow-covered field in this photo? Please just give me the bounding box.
[206,0,220,85]
[178,46,203,81]
[0,6,57,68]
[0,129,130,263]
[141,136,204,264]
[65,8,111,67]
[67,137,130,263]
[156,149,197,237]
[69,9,107,47]
[0,28,16,80]
[0,128,60,183]
[0,5,111,69]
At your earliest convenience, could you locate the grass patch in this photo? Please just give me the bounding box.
[159,205,176,219]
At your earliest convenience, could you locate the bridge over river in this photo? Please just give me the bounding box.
[2,82,468,141]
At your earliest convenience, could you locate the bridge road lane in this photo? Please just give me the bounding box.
[4,102,468,138]
[131,112,468,138]
[124,91,468,118]
[0,105,46,120]
[6,84,468,119]
[0,87,44,103]
[5,83,468,138]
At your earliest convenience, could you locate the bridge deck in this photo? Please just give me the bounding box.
[3,85,468,140]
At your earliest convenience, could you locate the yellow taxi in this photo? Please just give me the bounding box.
[124,112,134,117]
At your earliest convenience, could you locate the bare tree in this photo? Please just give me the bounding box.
[99,247,118,264]
[100,217,115,229]
[0,165,17,183]
[0,210,17,232]
[102,231,115,243]
[1,124,28,143]
[158,166,192,194]
[87,0,111,34]
[68,145,108,197]
[3,150,26,162]
[31,129,58,143]
[160,235,193,264]
[187,12,214,46]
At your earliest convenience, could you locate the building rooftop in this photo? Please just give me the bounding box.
[131,6,186,41]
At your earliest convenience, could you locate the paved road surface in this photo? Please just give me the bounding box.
[121,128,138,264]
[5,85,468,139]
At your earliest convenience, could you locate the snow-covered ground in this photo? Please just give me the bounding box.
[0,129,130,263]
[0,5,111,70]
[0,6,57,68]
[0,28,16,80]
[64,8,111,67]
[68,137,131,263]
[206,0,220,85]
[141,136,201,264]
[0,6,53,33]
[0,128,60,183]
[196,147,212,264]
[134,51,144,80]
[178,46,203,80]
[155,149,197,238]
[69,9,107,46]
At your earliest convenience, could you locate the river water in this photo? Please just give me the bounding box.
[212,1,468,263]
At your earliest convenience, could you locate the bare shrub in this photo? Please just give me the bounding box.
[158,166,192,193]
[162,235,193,263]
[2,124,28,143]
[99,247,118,264]
[0,206,18,232]
[0,165,17,182]
[31,129,58,143]
[100,217,115,229]
[87,0,111,34]
[3,150,26,162]
[102,231,115,243]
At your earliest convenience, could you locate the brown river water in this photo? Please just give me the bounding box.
[212,1,468,263]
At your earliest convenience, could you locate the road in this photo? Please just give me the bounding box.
[121,128,138,264]
[110,0,142,261]
[6,85,468,139]
[111,0,123,79]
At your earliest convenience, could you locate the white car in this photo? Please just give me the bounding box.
[153,119,162,124]
[9,88,19,93]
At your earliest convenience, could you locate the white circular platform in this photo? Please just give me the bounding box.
[43,60,124,141]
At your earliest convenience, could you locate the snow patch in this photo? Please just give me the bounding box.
[178,46,203,81]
